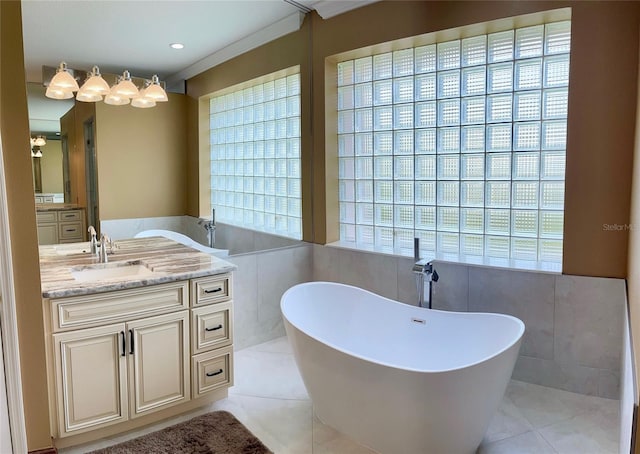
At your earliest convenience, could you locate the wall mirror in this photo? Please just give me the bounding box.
[27,82,74,203]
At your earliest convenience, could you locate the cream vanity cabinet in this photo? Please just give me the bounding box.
[190,274,233,398]
[45,273,233,441]
[36,207,86,245]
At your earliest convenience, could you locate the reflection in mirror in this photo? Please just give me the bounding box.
[26,82,73,202]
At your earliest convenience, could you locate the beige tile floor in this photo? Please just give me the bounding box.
[62,336,620,454]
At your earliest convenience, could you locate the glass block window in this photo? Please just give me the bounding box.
[337,21,570,263]
[209,71,302,239]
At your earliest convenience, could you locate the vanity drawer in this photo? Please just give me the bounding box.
[192,346,233,399]
[36,211,57,223]
[191,302,232,354]
[190,274,232,306]
[58,221,83,241]
[57,210,82,222]
[50,281,189,332]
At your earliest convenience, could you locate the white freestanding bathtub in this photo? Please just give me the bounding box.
[281,282,525,454]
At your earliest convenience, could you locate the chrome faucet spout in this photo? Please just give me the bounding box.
[98,233,111,263]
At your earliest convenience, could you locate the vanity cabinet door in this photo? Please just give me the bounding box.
[37,223,58,245]
[127,310,190,418]
[53,323,128,437]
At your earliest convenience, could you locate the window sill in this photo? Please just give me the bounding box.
[325,240,562,274]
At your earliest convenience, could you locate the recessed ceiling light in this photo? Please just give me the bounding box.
[170,43,184,50]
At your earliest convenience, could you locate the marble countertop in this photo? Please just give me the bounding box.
[36,204,83,211]
[39,237,237,299]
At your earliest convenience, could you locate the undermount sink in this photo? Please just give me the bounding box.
[54,242,92,256]
[70,260,156,283]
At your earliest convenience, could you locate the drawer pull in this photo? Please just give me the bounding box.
[204,287,223,294]
[65,229,76,232]
[206,369,224,377]
[63,214,74,218]
[205,324,223,332]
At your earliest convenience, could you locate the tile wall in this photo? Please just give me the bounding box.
[313,244,625,399]
[228,243,313,350]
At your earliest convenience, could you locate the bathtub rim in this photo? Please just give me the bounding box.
[281,281,525,374]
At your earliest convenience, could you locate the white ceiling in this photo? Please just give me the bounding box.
[21,0,378,133]
[21,0,311,83]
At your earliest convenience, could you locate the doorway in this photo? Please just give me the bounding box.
[61,133,71,203]
[84,119,99,231]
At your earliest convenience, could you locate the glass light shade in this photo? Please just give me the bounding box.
[80,66,110,95]
[45,86,73,99]
[143,75,168,102]
[113,70,139,98]
[104,92,130,105]
[131,93,156,108]
[49,62,79,91]
[76,89,103,102]
[33,136,46,147]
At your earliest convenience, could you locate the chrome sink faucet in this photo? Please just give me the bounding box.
[88,225,98,255]
[98,233,111,263]
[413,238,439,309]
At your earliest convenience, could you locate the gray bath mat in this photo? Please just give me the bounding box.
[87,411,273,454]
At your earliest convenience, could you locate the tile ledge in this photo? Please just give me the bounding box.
[325,241,562,275]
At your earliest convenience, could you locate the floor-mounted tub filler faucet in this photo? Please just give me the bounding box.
[199,208,216,248]
[413,238,439,309]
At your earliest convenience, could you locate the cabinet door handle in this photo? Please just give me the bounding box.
[206,369,224,377]
[65,229,75,232]
[120,331,125,357]
[129,329,134,355]
[205,324,223,332]
[204,287,223,294]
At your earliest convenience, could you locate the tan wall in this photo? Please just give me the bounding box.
[0,0,53,450]
[626,19,640,454]
[186,1,640,278]
[39,139,63,193]
[187,16,313,240]
[95,93,188,219]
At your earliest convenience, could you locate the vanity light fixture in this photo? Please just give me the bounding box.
[104,92,130,106]
[76,90,103,103]
[113,70,139,98]
[48,62,80,93]
[30,136,46,147]
[143,75,168,102]
[130,89,157,108]
[104,76,131,106]
[45,62,168,108]
[78,66,110,96]
[45,85,74,100]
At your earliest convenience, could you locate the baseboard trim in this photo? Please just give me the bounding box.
[29,448,57,454]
